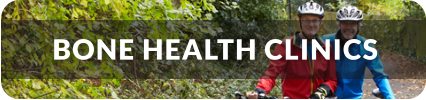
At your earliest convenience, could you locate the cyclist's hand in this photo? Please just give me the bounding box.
[309,91,326,99]
[246,92,258,99]
[309,83,332,99]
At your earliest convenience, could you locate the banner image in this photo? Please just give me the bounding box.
[1,0,426,99]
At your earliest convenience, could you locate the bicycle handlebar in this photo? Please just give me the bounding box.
[235,88,385,99]
[235,91,337,99]
[234,91,278,99]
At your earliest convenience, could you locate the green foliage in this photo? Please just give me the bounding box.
[212,0,287,20]
[322,0,425,20]
[1,0,287,99]
[205,0,289,62]
[2,0,229,99]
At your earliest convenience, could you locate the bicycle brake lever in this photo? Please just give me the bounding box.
[235,91,244,99]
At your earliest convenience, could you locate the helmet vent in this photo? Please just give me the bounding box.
[344,9,348,17]
[304,4,307,11]
[354,11,359,17]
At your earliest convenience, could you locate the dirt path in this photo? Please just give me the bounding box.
[361,50,426,99]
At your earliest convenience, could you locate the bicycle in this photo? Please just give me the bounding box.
[235,88,385,99]
[234,91,336,99]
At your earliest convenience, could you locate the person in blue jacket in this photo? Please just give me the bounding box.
[321,6,396,99]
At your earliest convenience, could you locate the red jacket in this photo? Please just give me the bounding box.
[256,34,337,99]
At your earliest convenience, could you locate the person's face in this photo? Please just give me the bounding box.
[299,15,322,38]
[339,21,358,39]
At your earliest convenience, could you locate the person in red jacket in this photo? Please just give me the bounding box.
[246,0,337,99]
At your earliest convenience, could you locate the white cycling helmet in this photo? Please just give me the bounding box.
[298,0,325,19]
[297,0,324,41]
[336,6,363,21]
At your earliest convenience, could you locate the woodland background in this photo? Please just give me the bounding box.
[1,0,426,99]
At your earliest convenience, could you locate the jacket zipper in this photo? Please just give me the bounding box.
[312,61,314,93]
[292,34,316,94]
[307,54,314,94]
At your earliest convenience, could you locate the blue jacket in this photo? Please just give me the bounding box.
[321,31,395,99]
